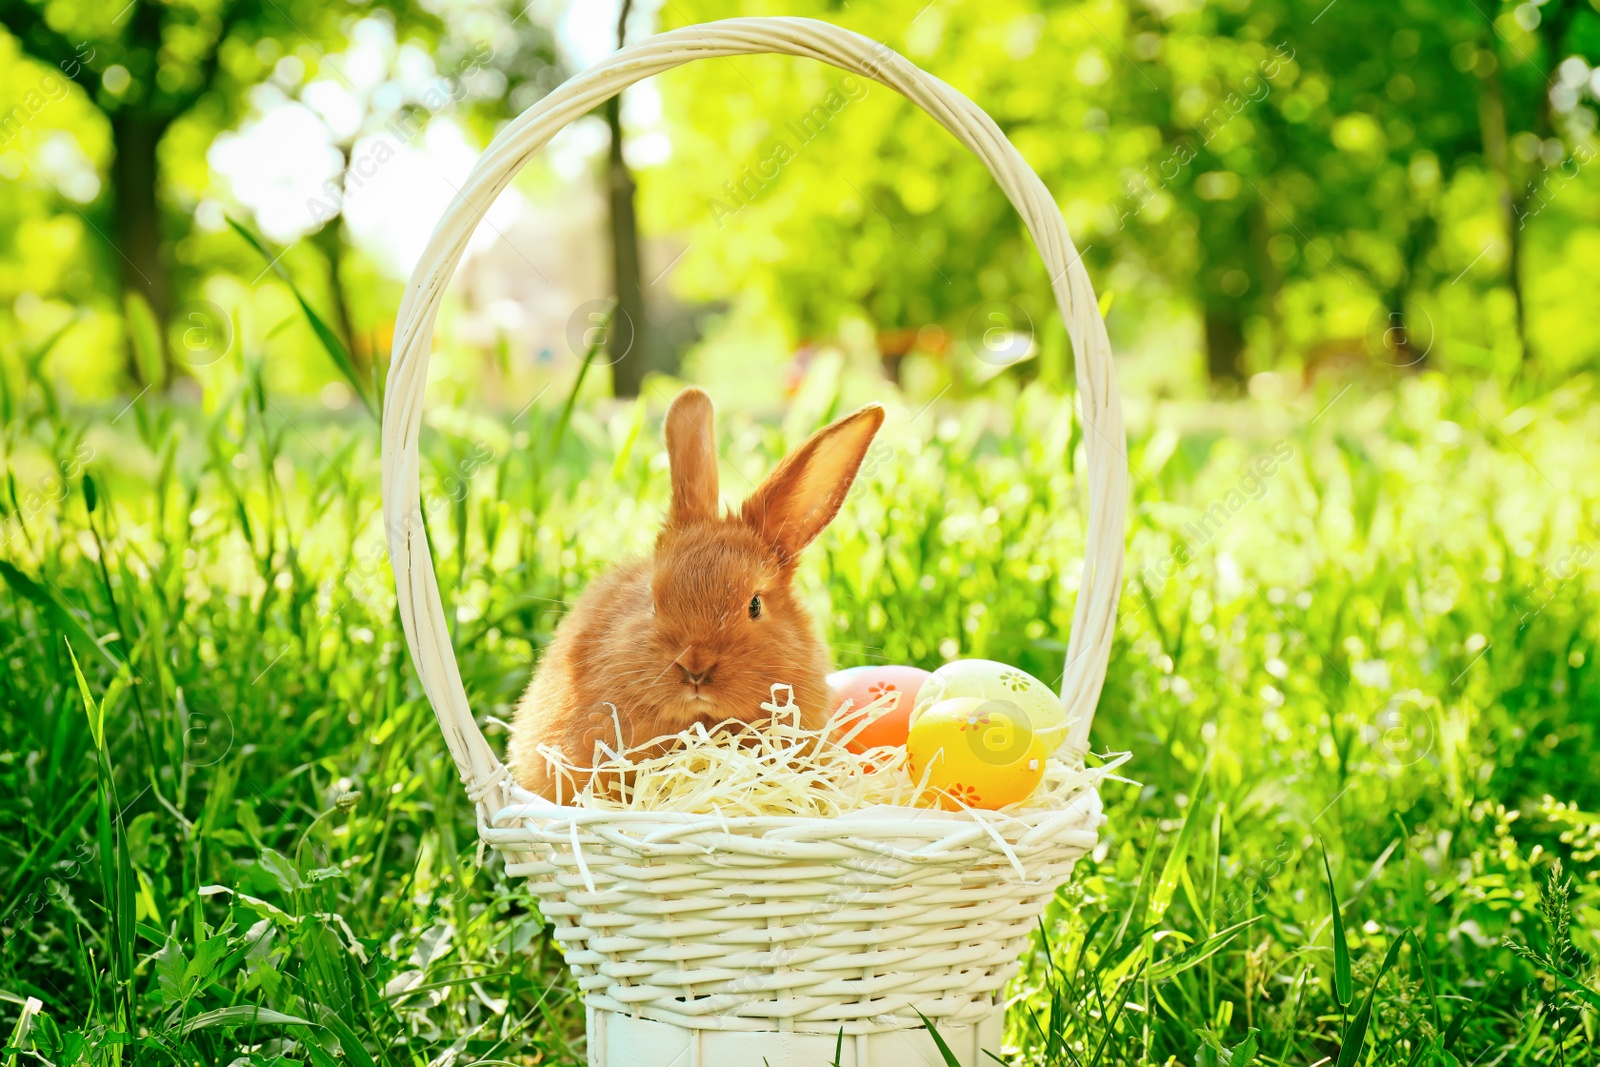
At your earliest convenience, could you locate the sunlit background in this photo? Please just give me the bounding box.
[4,0,1597,411]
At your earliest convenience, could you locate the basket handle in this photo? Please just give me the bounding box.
[381,16,1129,804]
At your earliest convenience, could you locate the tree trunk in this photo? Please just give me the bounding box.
[110,111,172,386]
[605,0,647,398]
[1248,198,1282,364]
[1204,305,1245,386]
[1475,52,1531,366]
[1380,292,1423,369]
[1381,211,1434,371]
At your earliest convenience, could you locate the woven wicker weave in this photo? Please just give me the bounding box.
[380,15,1128,1059]
[484,791,1103,1035]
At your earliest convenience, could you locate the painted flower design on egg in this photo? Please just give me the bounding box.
[826,665,932,755]
[945,783,982,807]
[999,669,1031,692]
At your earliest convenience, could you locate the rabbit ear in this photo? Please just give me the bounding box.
[742,403,885,565]
[664,387,720,525]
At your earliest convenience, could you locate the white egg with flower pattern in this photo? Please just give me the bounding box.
[911,659,1069,753]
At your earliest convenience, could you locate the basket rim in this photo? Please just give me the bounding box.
[482,781,1106,882]
[487,771,1108,832]
[488,798,1098,831]
[380,15,1130,818]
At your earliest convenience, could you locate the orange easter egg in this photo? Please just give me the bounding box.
[828,665,932,753]
[905,696,1048,811]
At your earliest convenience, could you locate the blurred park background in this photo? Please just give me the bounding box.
[3,0,1597,405]
[4,0,1600,1064]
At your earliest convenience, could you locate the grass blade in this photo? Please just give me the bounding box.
[1322,842,1352,1009]
[65,639,105,750]
[1337,934,1406,1067]
[0,780,96,926]
[227,216,374,419]
[67,640,137,1047]
[1547,968,1600,1012]
[0,560,118,668]
[182,1005,317,1032]
[1148,764,1208,924]
[611,393,648,479]
[1440,974,1498,1050]
[915,1010,965,1067]
[549,306,610,460]
[1148,916,1262,980]
[123,290,166,389]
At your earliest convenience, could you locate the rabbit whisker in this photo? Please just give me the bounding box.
[654,646,695,687]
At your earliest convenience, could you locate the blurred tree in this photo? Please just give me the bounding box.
[649,0,1600,389]
[1130,0,1597,378]
[1473,0,1600,366]
[1252,0,1599,372]
[1295,0,1482,369]
[650,0,1315,386]
[1194,0,1486,373]
[293,16,560,371]
[1106,11,1296,385]
[607,0,648,397]
[0,0,437,386]
[649,0,1130,387]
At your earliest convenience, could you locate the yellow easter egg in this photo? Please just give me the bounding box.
[912,660,1069,752]
[905,697,1048,811]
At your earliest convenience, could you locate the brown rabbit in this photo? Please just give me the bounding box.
[507,386,885,801]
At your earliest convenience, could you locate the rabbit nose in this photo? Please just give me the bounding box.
[678,663,716,687]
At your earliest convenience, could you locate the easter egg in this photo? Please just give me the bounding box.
[828,665,932,753]
[912,659,1068,752]
[905,697,1048,810]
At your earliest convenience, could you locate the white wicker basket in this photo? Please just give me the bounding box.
[381,17,1128,1066]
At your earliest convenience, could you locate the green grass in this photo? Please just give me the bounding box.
[1,351,1598,1065]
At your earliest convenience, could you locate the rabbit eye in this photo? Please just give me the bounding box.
[748,594,762,620]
